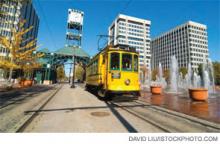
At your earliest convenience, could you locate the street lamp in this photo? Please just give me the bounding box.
[48,52,54,84]
[70,47,76,88]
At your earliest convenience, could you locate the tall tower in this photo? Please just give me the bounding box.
[66,9,84,48]
[66,9,84,87]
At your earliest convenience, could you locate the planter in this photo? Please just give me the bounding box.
[19,80,25,87]
[43,80,51,85]
[22,80,33,87]
[150,86,162,95]
[27,80,33,86]
[189,88,208,101]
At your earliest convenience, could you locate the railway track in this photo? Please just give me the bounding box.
[109,99,220,132]
[15,84,63,132]
[12,84,220,132]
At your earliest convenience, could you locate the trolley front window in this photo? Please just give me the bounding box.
[110,52,120,70]
[134,55,138,72]
[122,53,132,71]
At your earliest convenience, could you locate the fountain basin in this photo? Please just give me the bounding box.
[189,88,208,101]
[151,95,164,105]
[150,86,162,95]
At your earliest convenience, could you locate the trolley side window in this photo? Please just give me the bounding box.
[110,52,120,70]
[134,54,138,72]
[122,53,132,71]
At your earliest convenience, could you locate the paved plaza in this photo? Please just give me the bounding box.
[0,83,220,133]
[23,84,163,132]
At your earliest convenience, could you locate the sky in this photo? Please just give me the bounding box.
[33,0,220,61]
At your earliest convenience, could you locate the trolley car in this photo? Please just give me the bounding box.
[85,45,140,99]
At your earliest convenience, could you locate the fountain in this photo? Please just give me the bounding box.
[178,72,184,89]
[188,57,217,101]
[159,62,163,82]
[189,70,208,101]
[148,55,216,100]
[187,63,192,88]
[150,62,164,95]
[200,59,216,94]
[192,72,201,88]
[147,63,152,87]
[156,62,167,88]
[169,55,178,93]
[142,63,152,90]
[161,77,167,88]
[208,59,215,93]
[203,70,209,89]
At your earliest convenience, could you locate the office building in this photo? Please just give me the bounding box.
[151,21,209,70]
[0,0,39,78]
[108,14,151,68]
[0,0,39,56]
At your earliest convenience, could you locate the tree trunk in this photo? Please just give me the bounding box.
[8,67,13,82]
[8,57,14,82]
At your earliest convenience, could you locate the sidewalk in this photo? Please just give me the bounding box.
[24,84,163,132]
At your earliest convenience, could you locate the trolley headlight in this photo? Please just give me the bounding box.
[125,79,130,85]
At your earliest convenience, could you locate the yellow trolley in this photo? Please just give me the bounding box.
[86,45,140,99]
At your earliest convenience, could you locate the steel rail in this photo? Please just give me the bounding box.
[16,84,63,132]
[108,101,172,132]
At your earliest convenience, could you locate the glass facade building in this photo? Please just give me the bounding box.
[0,0,39,56]
[0,0,39,79]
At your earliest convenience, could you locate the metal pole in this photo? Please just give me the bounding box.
[70,54,75,88]
[44,68,47,81]
[48,53,54,83]
[69,65,72,83]
[51,54,54,83]
[48,63,51,81]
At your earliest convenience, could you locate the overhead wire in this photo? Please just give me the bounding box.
[120,0,132,14]
[36,0,58,50]
[99,0,133,50]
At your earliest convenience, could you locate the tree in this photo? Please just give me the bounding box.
[56,65,65,82]
[179,67,187,78]
[213,61,220,85]
[0,19,43,81]
[197,63,204,85]
[151,69,158,81]
[163,69,170,82]
[75,63,85,82]
[198,63,203,77]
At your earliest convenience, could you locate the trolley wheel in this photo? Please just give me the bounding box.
[97,89,111,101]
[97,89,106,97]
